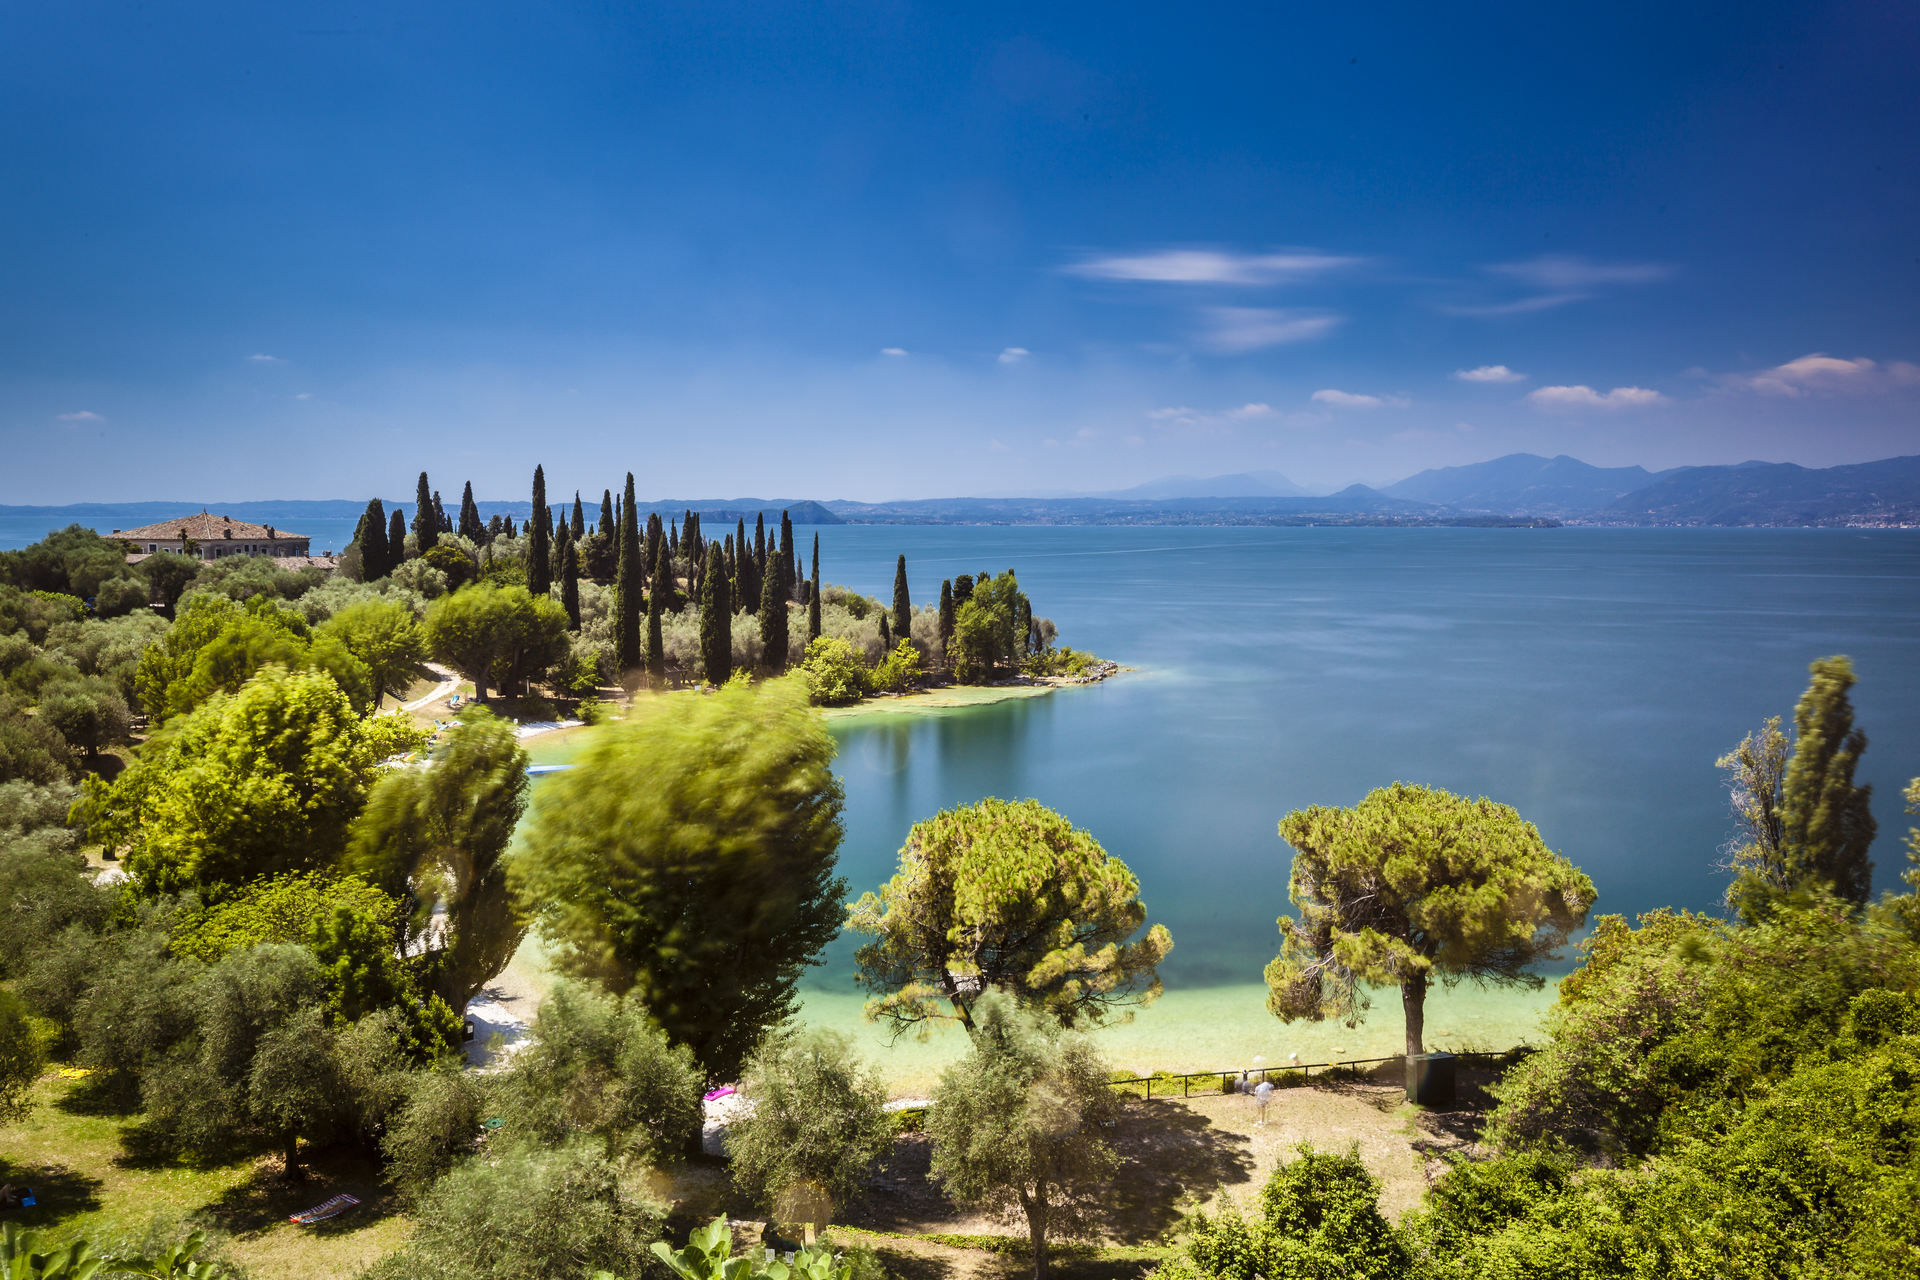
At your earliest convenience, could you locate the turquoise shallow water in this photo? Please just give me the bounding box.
[542,526,1920,1085]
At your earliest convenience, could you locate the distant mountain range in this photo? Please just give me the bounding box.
[8,458,1916,531]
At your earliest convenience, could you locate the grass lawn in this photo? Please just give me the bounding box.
[0,1072,412,1278]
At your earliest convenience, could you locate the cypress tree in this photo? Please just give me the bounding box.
[600,489,615,539]
[735,520,748,595]
[892,554,911,641]
[459,482,483,541]
[809,533,822,641]
[758,539,788,672]
[528,465,552,597]
[412,473,438,553]
[878,611,891,649]
[780,511,795,600]
[435,490,451,532]
[954,573,974,607]
[700,543,732,686]
[754,513,767,575]
[615,472,642,672]
[388,508,407,563]
[571,492,586,541]
[669,519,679,562]
[358,498,389,581]
[939,579,955,650]
[561,539,581,631]
[647,534,667,689]
[552,519,571,590]
[1780,656,1878,907]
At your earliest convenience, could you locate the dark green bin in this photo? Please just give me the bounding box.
[1406,1052,1456,1106]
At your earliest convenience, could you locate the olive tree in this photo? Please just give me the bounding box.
[515,677,846,1083]
[727,1028,892,1222]
[424,581,568,702]
[849,797,1173,1034]
[927,991,1119,1280]
[319,597,426,709]
[1266,783,1594,1058]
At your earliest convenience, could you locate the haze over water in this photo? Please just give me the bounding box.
[523,525,1919,1084]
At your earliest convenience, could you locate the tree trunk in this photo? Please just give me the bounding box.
[1021,1184,1050,1280]
[284,1126,301,1180]
[1402,972,1428,1058]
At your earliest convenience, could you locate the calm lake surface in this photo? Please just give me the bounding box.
[642,525,1918,1085]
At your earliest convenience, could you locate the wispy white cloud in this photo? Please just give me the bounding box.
[880,347,907,357]
[1489,256,1673,290]
[998,347,1030,364]
[1311,389,1409,408]
[1442,256,1672,318]
[1225,403,1274,419]
[1439,294,1587,317]
[1146,406,1196,420]
[247,353,283,363]
[1197,307,1340,353]
[56,410,104,422]
[1728,353,1920,397]
[1527,384,1668,410]
[1062,248,1362,285]
[1455,365,1526,383]
[989,438,1010,451]
[294,392,312,400]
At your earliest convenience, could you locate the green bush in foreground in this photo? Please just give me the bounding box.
[728,1028,893,1222]
[360,1140,665,1280]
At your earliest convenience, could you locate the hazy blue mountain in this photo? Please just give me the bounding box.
[1600,455,1920,525]
[820,486,1448,524]
[1097,470,1316,499]
[1381,453,1663,514]
[0,498,843,526]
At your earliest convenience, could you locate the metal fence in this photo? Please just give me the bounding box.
[1104,1048,1530,1099]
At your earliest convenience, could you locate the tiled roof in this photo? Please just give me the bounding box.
[113,512,309,542]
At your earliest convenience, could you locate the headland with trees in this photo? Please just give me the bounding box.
[0,485,1917,1280]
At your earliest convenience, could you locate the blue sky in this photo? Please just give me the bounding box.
[3,0,1916,503]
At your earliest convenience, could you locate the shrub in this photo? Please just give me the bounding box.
[798,635,867,705]
[490,984,704,1163]
[866,639,922,694]
[360,1139,666,1280]
[728,1028,893,1220]
[382,1063,487,1205]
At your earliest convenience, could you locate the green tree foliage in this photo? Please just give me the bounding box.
[758,539,789,672]
[1781,655,1877,908]
[727,1028,892,1222]
[415,471,440,554]
[349,708,531,1010]
[38,675,132,759]
[891,555,911,641]
[616,474,643,672]
[356,501,392,581]
[136,593,375,723]
[561,539,582,630]
[138,550,201,610]
[0,523,144,603]
[809,534,822,641]
[571,491,586,541]
[850,797,1173,1034]
[359,1140,666,1280]
[0,690,74,785]
[1154,1145,1410,1280]
[646,533,667,688]
[42,610,166,709]
[699,543,732,684]
[1266,784,1594,1058]
[423,581,568,701]
[318,597,424,707]
[0,585,85,645]
[867,638,922,694]
[797,635,867,706]
[600,489,615,539]
[938,579,954,654]
[927,991,1120,1280]
[422,542,477,592]
[169,871,418,1023]
[951,571,1029,683]
[490,984,704,1163]
[381,1062,487,1205]
[0,989,41,1122]
[388,507,408,564]
[1486,897,1918,1160]
[460,481,484,542]
[78,666,425,899]
[527,466,552,599]
[516,677,846,1082]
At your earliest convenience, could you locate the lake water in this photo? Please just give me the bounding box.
[526,526,1920,1089]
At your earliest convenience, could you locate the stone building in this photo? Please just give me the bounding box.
[115,511,318,563]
